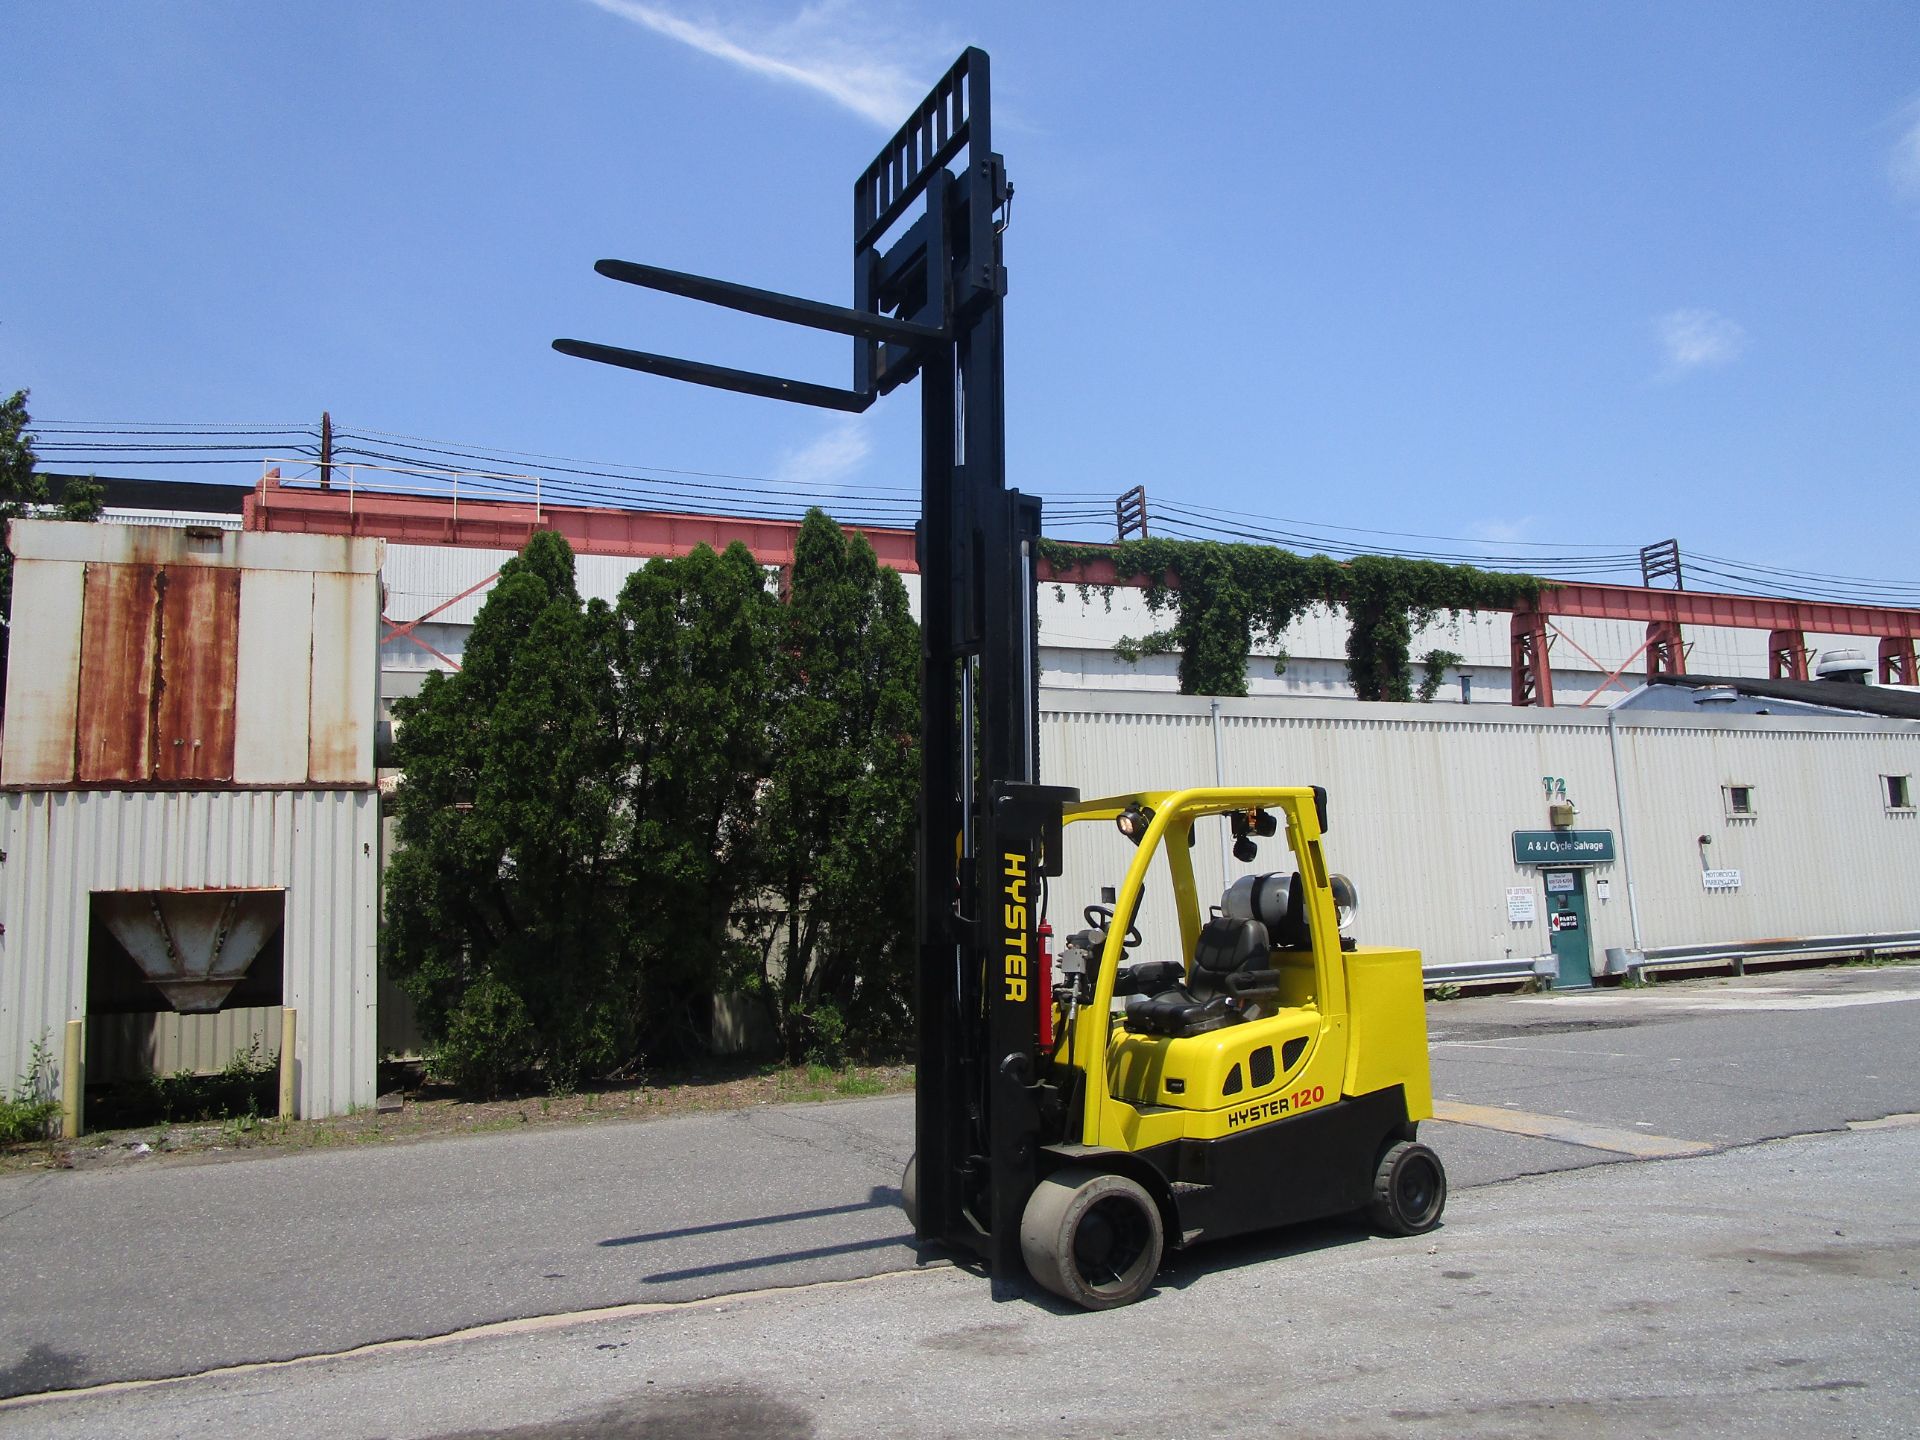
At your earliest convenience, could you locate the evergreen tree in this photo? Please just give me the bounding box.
[381,514,922,1084]
[755,509,920,1061]
[612,541,779,1057]
[1,390,102,705]
[383,530,630,1092]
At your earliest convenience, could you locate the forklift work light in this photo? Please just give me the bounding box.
[1228,807,1277,863]
[1116,803,1154,844]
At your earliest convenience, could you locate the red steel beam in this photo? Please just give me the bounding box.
[1768,628,1809,681]
[1880,637,1918,686]
[1041,552,1920,637]
[1509,611,1554,707]
[1531,581,1920,640]
[249,483,1920,643]
[1036,553,1133,587]
[1645,619,1687,677]
[244,476,922,574]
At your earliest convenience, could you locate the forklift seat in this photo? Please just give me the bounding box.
[1124,915,1281,1039]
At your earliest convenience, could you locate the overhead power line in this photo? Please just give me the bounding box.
[1153,496,1638,553]
[32,417,1920,609]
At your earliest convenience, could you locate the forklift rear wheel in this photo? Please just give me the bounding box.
[1367,1140,1447,1235]
[902,1153,918,1230]
[1020,1167,1163,1310]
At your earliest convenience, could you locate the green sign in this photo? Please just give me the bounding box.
[1512,830,1616,865]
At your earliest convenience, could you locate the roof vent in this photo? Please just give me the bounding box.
[1815,648,1871,684]
[1694,686,1740,705]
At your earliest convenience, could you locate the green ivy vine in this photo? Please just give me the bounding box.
[1035,538,1543,701]
[1417,649,1465,703]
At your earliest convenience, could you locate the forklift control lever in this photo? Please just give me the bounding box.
[1082,904,1142,949]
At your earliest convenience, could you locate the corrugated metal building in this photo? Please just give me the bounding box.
[377,537,1902,712]
[1,521,385,1118]
[1038,689,1920,983]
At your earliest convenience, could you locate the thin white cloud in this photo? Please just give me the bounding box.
[1655,308,1747,378]
[1891,104,1920,200]
[1467,517,1538,545]
[584,1,938,127]
[774,418,871,490]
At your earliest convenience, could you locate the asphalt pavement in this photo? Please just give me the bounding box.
[6,1123,1918,1439]
[1,962,1916,1426]
[0,1090,920,1396]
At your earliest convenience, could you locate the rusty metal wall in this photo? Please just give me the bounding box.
[1,520,384,790]
[0,789,380,1118]
[1038,690,1920,980]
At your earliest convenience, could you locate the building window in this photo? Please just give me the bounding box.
[1723,784,1756,819]
[1887,775,1913,811]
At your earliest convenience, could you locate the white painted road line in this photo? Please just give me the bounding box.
[1506,985,1920,1013]
[1430,1100,1716,1158]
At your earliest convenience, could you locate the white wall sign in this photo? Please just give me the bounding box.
[1544,871,1576,894]
[1506,888,1537,923]
[1703,869,1742,890]
[1595,878,1611,902]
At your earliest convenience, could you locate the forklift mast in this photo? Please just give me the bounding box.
[555,49,1068,1284]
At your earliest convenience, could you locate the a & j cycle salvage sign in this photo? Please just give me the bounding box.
[1512,830,1616,865]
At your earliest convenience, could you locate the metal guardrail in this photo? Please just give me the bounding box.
[1606,932,1920,981]
[1423,955,1558,990]
[1421,931,1919,995]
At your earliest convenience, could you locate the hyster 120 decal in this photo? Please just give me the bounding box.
[1226,1084,1326,1130]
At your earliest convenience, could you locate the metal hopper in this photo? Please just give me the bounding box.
[93,889,284,1013]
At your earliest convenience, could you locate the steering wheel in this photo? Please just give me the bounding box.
[1083,904,1143,949]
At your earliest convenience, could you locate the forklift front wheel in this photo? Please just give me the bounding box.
[1366,1140,1447,1236]
[1019,1167,1164,1310]
[901,1152,918,1231]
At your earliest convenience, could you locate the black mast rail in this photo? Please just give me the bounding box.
[554,46,1073,1291]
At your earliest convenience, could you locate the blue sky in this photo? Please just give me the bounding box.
[5,2,1918,591]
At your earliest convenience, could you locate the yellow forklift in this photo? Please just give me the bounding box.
[1010,785,1444,1307]
[557,47,1444,1309]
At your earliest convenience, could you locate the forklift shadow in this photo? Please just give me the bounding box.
[1153,1215,1401,1295]
[944,1216,1404,1317]
[598,1184,903,1249]
[597,1190,1399,1303]
[598,1184,924,1287]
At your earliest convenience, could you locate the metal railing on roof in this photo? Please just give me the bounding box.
[262,457,545,526]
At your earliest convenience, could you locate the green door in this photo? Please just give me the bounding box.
[1544,869,1592,990]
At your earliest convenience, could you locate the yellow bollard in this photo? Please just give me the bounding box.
[61,1018,84,1140]
[279,1007,298,1120]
